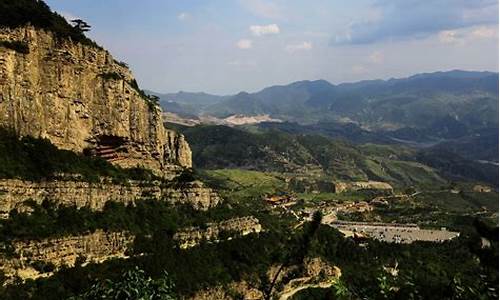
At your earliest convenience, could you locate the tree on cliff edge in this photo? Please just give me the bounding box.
[71,19,91,33]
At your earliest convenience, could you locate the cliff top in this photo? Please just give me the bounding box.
[0,0,100,48]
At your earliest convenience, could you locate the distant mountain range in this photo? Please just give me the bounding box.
[152,70,498,161]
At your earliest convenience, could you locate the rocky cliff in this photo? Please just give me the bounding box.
[173,216,262,249]
[0,178,221,217]
[0,26,191,175]
[0,230,133,281]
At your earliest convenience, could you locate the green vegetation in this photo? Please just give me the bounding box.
[2,217,497,300]
[265,211,323,299]
[0,0,100,47]
[297,191,374,204]
[0,128,157,182]
[417,148,498,186]
[172,124,453,188]
[0,158,497,299]
[0,40,29,54]
[0,198,246,242]
[201,169,286,198]
[172,123,498,187]
[71,267,176,300]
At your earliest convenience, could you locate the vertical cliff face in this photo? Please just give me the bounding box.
[0,26,191,174]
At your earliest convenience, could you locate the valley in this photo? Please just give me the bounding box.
[0,1,497,299]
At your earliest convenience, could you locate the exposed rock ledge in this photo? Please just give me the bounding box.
[0,230,133,281]
[0,179,221,217]
[173,216,263,249]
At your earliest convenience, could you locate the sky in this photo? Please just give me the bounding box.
[45,0,499,94]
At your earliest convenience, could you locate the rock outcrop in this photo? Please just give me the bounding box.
[0,230,133,281]
[473,185,492,193]
[0,26,191,175]
[334,181,393,193]
[0,178,221,217]
[174,216,262,249]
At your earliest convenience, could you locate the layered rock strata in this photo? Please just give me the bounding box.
[0,179,221,217]
[0,230,133,281]
[173,216,262,249]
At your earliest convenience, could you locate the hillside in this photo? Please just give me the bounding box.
[168,123,499,187]
[167,124,453,187]
[0,1,498,300]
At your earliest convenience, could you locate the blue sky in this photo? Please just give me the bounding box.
[45,0,499,94]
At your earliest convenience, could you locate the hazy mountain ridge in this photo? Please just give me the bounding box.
[157,71,498,162]
[156,70,498,138]
[146,90,228,116]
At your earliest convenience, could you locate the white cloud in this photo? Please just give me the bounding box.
[177,13,190,21]
[285,41,312,53]
[250,24,280,36]
[437,26,497,45]
[368,51,384,64]
[351,65,368,75]
[239,0,283,19]
[236,39,253,49]
[472,26,497,39]
[438,30,465,45]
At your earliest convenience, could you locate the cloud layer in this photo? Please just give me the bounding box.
[333,0,498,45]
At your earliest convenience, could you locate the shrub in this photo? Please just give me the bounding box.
[71,266,177,300]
